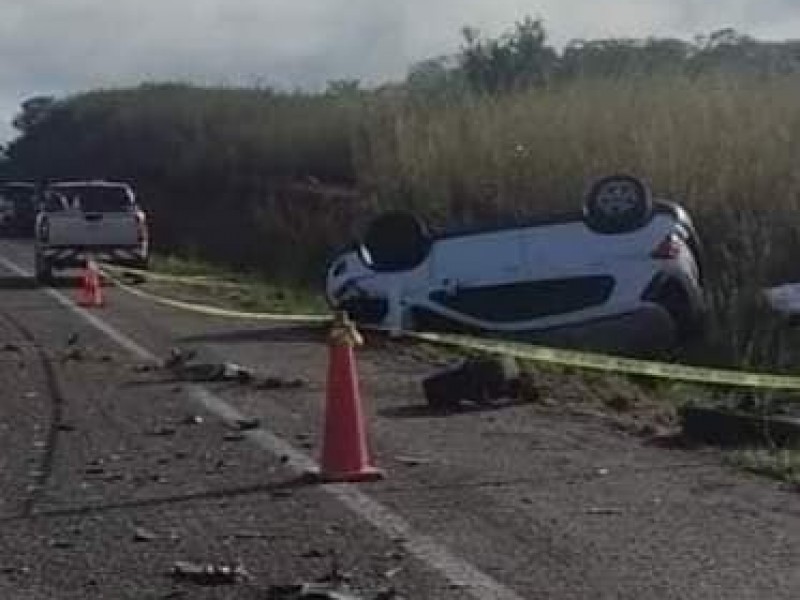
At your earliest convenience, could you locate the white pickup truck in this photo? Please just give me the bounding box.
[34,180,149,282]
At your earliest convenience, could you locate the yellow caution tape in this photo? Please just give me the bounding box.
[407,331,800,390]
[101,267,330,324]
[102,264,245,288]
[100,265,800,390]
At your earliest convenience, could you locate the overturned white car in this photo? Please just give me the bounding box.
[326,174,706,354]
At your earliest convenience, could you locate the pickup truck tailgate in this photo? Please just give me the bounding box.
[45,210,141,247]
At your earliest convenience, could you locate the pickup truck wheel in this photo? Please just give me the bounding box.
[34,253,53,284]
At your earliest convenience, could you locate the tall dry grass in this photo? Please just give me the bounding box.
[360,75,800,220]
[356,73,800,367]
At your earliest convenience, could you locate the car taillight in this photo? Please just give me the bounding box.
[651,234,682,259]
[135,211,147,243]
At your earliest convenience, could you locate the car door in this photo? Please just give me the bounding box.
[414,228,530,326]
[429,228,525,291]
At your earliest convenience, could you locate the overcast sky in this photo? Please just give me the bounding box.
[2,0,799,142]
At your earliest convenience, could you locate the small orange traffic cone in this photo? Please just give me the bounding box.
[315,312,382,483]
[77,258,104,308]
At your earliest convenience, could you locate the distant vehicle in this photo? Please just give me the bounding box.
[0,181,37,237]
[34,180,149,282]
[325,174,706,353]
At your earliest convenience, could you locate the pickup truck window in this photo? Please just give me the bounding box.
[49,186,133,213]
[42,191,68,212]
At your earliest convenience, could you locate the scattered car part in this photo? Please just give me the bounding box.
[169,561,249,586]
[267,583,363,599]
[163,348,197,369]
[133,527,157,542]
[169,361,254,383]
[422,356,521,410]
[232,417,261,431]
[257,376,306,389]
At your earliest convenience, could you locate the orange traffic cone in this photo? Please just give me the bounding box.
[77,258,104,308]
[315,312,382,483]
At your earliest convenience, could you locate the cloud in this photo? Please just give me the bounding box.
[1,0,798,142]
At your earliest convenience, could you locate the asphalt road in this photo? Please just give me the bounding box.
[0,238,798,599]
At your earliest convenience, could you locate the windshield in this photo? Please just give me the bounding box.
[48,185,133,213]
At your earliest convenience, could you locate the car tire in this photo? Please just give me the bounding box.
[34,252,53,285]
[583,174,654,234]
[360,211,431,272]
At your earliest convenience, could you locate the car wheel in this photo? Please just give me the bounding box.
[583,174,654,234]
[360,211,431,272]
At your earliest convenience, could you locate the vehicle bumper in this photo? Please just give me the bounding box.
[38,246,147,268]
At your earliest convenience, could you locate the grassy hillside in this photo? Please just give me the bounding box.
[4,84,367,279]
[4,28,800,368]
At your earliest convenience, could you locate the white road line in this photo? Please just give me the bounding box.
[0,253,526,600]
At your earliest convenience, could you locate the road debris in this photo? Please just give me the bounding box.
[232,417,261,431]
[171,361,254,383]
[148,426,177,437]
[257,376,306,390]
[168,561,249,586]
[267,583,363,599]
[373,589,402,600]
[383,566,404,579]
[0,565,31,577]
[586,507,624,515]
[422,356,521,410]
[61,347,85,362]
[181,415,204,426]
[164,347,250,381]
[231,531,270,540]
[134,527,158,542]
[394,455,432,467]
[162,348,304,388]
[163,348,197,369]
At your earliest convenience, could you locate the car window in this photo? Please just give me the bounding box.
[42,190,68,212]
[51,186,133,213]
